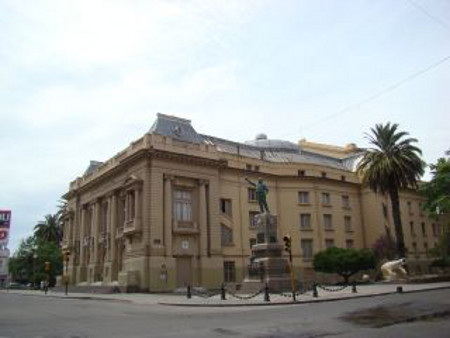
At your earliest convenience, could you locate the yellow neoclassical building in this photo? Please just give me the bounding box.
[62,114,444,292]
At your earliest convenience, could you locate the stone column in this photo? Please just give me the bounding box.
[164,175,174,256]
[93,201,101,266]
[110,192,118,281]
[198,180,208,257]
[78,205,87,282]
[79,207,86,267]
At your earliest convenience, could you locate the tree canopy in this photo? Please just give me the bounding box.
[357,123,424,258]
[420,153,450,216]
[9,210,65,286]
[313,247,376,284]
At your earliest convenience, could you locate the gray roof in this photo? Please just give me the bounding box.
[84,160,103,176]
[146,114,359,171]
[202,135,354,170]
[149,113,203,144]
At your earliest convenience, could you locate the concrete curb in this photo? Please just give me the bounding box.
[157,285,450,307]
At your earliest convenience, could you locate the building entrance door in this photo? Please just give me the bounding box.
[176,257,192,287]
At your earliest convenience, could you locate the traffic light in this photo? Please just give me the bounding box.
[283,235,291,253]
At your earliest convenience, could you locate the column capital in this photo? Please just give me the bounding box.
[164,174,176,181]
[198,179,209,186]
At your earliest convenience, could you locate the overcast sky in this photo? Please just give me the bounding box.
[1,0,449,253]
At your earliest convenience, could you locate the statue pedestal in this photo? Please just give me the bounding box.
[242,213,291,292]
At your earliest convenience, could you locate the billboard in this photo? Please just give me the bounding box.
[0,210,11,228]
[0,210,11,245]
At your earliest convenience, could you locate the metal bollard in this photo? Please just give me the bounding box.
[221,283,226,300]
[264,283,270,302]
[187,285,192,299]
[312,282,318,298]
[352,281,357,293]
[396,286,403,293]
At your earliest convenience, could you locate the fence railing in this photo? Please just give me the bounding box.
[185,281,358,302]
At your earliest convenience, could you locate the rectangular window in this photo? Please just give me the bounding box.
[344,216,352,232]
[301,239,313,259]
[298,170,305,177]
[246,164,252,171]
[174,189,192,222]
[249,211,259,228]
[421,222,427,237]
[300,213,311,229]
[424,242,428,256]
[342,195,350,208]
[220,199,232,217]
[325,239,335,249]
[221,224,233,246]
[322,193,331,205]
[346,239,354,249]
[321,172,327,178]
[248,188,257,201]
[126,190,135,221]
[341,175,346,182]
[407,201,412,214]
[298,191,310,204]
[410,221,415,237]
[432,223,438,236]
[323,214,333,229]
[223,261,236,283]
[249,238,257,249]
[254,165,260,172]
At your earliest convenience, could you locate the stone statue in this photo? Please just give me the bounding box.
[245,177,270,213]
[380,258,408,281]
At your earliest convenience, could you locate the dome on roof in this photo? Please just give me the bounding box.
[255,133,267,140]
[245,134,299,152]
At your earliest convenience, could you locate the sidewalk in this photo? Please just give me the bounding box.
[3,282,450,307]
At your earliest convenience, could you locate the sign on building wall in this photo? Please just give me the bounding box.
[0,210,11,228]
[0,210,11,245]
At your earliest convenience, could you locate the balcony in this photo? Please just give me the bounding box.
[123,218,141,236]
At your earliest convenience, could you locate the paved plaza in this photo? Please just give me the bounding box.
[1,284,450,338]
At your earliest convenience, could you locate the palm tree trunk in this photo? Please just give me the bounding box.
[389,188,406,258]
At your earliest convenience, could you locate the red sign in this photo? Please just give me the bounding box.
[0,210,11,228]
[0,229,8,244]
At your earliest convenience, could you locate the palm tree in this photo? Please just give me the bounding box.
[34,214,63,244]
[357,123,424,258]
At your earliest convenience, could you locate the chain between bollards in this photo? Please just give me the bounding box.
[264,283,270,302]
[187,285,192,299]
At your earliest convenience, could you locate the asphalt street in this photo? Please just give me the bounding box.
[0,288,449,338]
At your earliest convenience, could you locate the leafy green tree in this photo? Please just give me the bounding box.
[357,123,424,258]
[8,237,36,284]
[313,247,376,284]
[420,153,450,216]
[34,213,63,244]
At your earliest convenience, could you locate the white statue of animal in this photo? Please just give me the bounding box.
[381,258,407,281]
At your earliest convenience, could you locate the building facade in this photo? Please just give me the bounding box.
[63,114,445,291]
